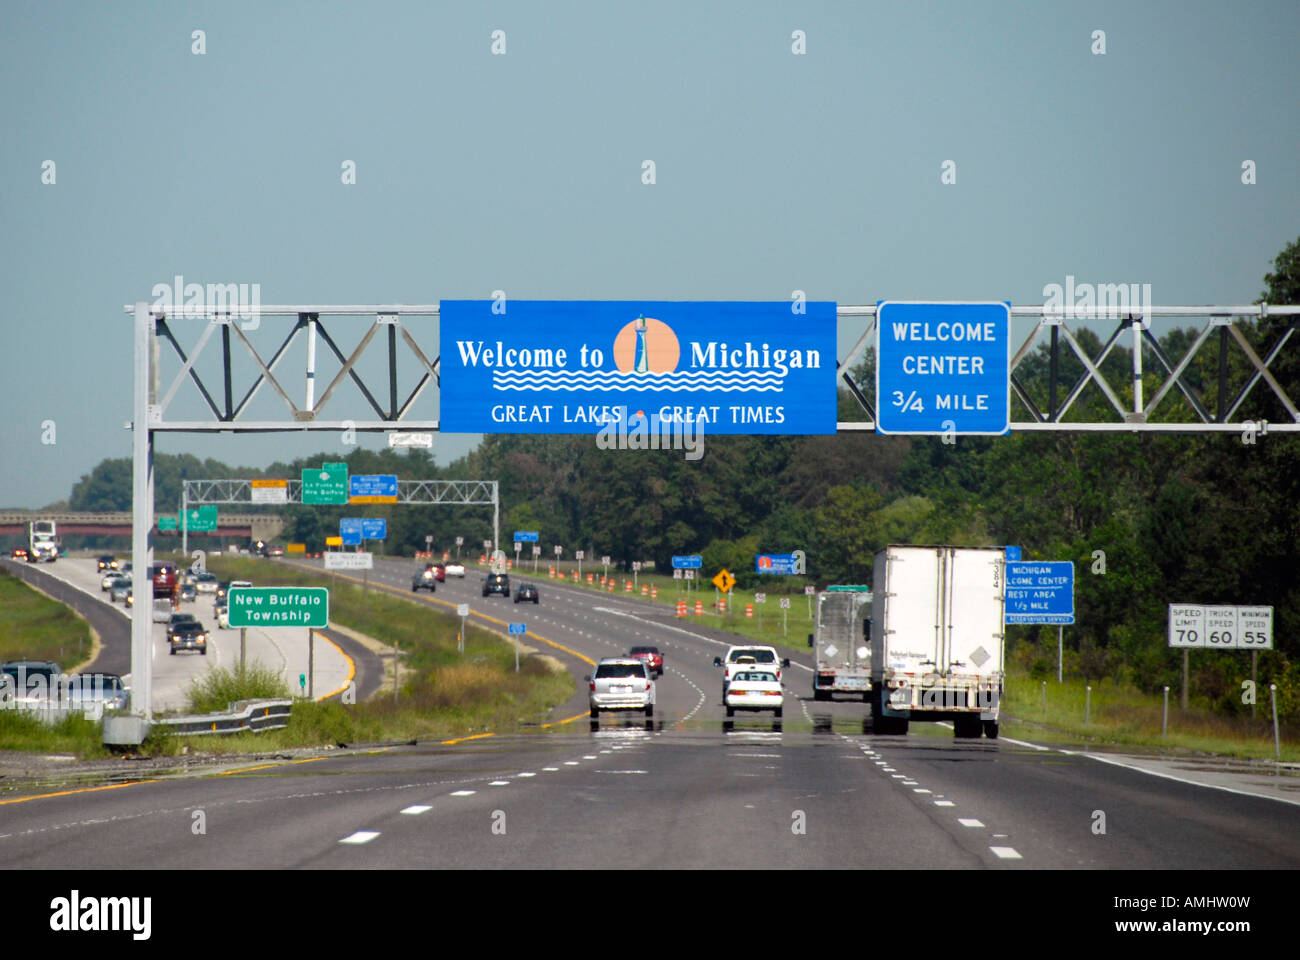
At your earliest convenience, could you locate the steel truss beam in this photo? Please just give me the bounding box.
[835,304,1300,433]
[182,479,498,506]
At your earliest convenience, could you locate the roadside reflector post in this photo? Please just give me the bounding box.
[1252,651,1258,720]
[393,645,399,704]
[308,629,315,699]
[1271,684,1281,760]
[1162,685,1169,737]
[1085,685,1091,726]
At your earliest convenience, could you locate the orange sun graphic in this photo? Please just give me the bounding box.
[611,317,680,373]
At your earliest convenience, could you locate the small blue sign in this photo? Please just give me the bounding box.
[439,300,838,435]
[349,474,398,502]
[1005,561,1074,625]
[514,531,539,542]
[1005,546,1021,562]
[756,553,799,575]
[672,555,703,569]
[876,301,1010,436]
[339,518,363,547]
[361,518,387,540]
[508,622,527,635]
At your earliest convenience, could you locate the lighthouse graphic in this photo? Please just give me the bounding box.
[634,316,650,373]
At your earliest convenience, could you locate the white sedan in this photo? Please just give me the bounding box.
[444,562,466,578]
[724,669,784,718]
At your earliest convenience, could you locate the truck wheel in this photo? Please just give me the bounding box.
[774,707,783,719]
[813,688,829,702]
[954,716,981,738]
[645,703,654,718]
[725,705,734,718]
[589,706,599,719]
[983,720,999,739]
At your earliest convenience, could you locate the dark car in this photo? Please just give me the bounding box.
[67,673,129,711]
[412,563,440,593]
[514,582,539,604]
[482,573,511,598]
[629,645,664,678]
[1,660,63,702]
[96,555,119,572]
[169,621,208,655]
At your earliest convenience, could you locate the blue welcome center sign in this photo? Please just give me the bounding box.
[439,301,838,435]
[876,301,1011,435]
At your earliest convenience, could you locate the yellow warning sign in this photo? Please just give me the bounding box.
[712,568,737,593]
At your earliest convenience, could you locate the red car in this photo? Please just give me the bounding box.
[11,547,28,560]
[628,645,664,678]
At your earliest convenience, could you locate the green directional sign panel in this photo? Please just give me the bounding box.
[302,464,349,504]
[158,515,178,532]
[182,506,218,532]
[228,587,329,628]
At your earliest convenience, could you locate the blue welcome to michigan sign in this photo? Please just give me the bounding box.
[439,301,837,435]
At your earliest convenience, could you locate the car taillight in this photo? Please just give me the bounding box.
[645,682,652,690]
[589,681,595,692]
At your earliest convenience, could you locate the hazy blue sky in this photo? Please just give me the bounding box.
[1,0,1296,507]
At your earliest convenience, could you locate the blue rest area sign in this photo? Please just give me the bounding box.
[339,518,362,547]
[361,518,387,540]
[438,300,838,435]
[508,622,527,635]
[1005,561,1074,625]
[876,301,1011,435]
[349,474,398,503]
[672,555,703,569]
[514,531,539,542]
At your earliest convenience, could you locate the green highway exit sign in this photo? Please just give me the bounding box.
[228,587,329,628]
[302,463,349,504]
[182,506,218,532]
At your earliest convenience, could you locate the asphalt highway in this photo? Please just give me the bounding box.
[1,555,1296,869]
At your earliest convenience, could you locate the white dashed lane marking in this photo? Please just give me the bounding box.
[958,819,985,828]
[990,846,1022,860]
[339,831,381,844]
[400,805,432,815]
[450,790,476,797]
[934,800,955,807]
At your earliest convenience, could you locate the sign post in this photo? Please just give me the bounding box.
[754,591,766,628]
[533,544,541,572]
[455,535,463,558]
[457,603,469,653]
[508,622,526,673]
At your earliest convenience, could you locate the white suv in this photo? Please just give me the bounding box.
[588,658,655,719]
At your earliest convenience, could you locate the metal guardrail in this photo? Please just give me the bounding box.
[149,699,294,736]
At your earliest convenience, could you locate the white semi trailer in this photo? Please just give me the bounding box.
[870,545,1005,738]
[810,585,873,701]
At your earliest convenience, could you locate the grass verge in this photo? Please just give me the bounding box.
[0,568,93,669]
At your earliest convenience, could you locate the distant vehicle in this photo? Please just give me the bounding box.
[628,645,663,678]
[514,582,539,604]
[109,578,132,603]
[152,598,176,623]
[267,544,285,557]
[252,540,268,557]
[194,573,218,594]
[27,521,60,562]
[482,573,510,598]
[125,589,134,607]
[445,562,466,578]
[168,621,208,655]
[412,564,440,592]
[811,586,873,702]
[870,545,1005,738]
[216,603,230,629]
[167,611,199,630]
[102,570,125,590]
[215,581,230,602]
[725,669,783,718]
[587,658,655,719]
[713,645,789,699]
[180,582,197,602]
[67,673,129,711]
[96,555,119,572]
[11,547,27,560]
